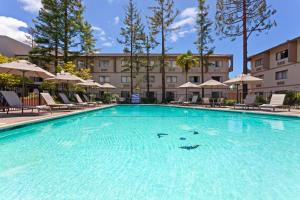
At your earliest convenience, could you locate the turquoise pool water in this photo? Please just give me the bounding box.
[1,105,300,200]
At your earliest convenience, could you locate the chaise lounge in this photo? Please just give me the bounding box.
[260,94,290,112]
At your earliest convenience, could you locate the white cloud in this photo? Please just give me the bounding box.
[92,26,114,47]
[107,0,114,3]
[114,16,120,25]
[0,16,30,43]
[18,0,42,13]
[170,7,197,42]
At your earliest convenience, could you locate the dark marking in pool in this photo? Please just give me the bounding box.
[179,137,186,140]
[157,133,168,138]
[179,145,200,150]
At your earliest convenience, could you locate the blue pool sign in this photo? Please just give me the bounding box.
[131,93,140,104]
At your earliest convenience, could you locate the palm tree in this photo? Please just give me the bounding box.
[176,51,198,100]
[176,50,198,82]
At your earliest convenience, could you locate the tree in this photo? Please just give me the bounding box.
[61,0,85,62]
[216,0,276,96]
[80,20,97,68]
[149,0,178,103]
[176,50,198,82]
[195,0,214,98]
[30,0,63,71]
[118,0,145,96]
[57,61,91,80]
[143,33,158,98]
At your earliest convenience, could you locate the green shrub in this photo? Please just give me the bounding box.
[224,99,236,106]
[255,96,267,104]
[100,92,112,104]
[141,97,157,104]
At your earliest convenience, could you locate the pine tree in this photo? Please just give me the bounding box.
[30,0,63,72]
[149,0,178,103]
[195,0,214,98]
[80,21,97,68]
[216,0,276,96]
[118,0,145,96]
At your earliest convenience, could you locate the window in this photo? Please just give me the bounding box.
[144,75,155,83]
[189,76,200,83]
[276,50,288,60]
[167,60,176,68]
[121,76,131,83]
[257,74,264,79]
[255,59,263,67]
[210,60,222,68]
[77,61,85,69]
[99,60,110,68]
[166,76,177,83]
[275,70,288,80]
[211,76,222,82]
[121,91,130,98]
[99,76,110,83]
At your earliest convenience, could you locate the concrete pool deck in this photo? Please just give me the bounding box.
[1,104,300,130]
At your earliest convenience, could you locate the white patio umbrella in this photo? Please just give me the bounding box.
[77,79,101,88]
[45,71,85,93]
[178,82,198,101]
[0,60,54,97]
[198,79,228,98]
[100,83,117,89]
[224,74,263,102]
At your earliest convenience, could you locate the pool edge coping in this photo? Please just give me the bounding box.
[0,105,117,132]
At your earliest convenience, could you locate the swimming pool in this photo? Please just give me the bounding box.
[1,105,300,200]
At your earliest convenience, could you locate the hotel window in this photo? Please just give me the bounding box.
[99,76,110,83]
[77,61,85,70]
[144,75,155,83]
[189,76,200,83]
[210,60,222,68]
[255,59,263,67]
[166,76,177,83]
[276,50,288,60]
[167,60,176,68]
[121,76,131,83]
[211,76,222,82]
[275,70,288,80]
[99,60,110,68]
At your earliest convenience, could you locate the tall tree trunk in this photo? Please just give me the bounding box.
[146,42,150,98]
[54,39,58,73]
[161,7,166,103]
[242,0,248,99]
[63,0,68,63]
[201,54,204,98]
[130,6,134,98]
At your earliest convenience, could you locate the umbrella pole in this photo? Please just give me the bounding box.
[186,88,188,101]
[236,84,239,103]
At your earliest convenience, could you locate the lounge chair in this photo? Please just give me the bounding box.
[183,95,198,105]
[40,92,78,110]
[170,96,184,104]
[0,91,51,114]
[74,94,96,107]
[202,97,211,107]
[260,94,290,112]
[59,93,85,108]
[215,98,225,107]
[83,94,103,105]
[234,94,257,110]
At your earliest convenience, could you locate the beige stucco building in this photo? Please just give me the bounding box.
[72,53,233,102]
[249,36,300,94]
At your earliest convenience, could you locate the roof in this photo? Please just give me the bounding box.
[79,53,233,58]
[248,35,300,60]
[0,35,32,57]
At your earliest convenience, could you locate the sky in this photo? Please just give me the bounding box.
[0,0,299,77]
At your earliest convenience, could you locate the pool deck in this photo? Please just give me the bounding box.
[0,104,115,130]
[1,104,300,130]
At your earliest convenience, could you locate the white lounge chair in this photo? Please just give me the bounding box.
[83,94,103,105]
[59,93,85,108]
[0,91,51,114]
[202,97,211,107]
[74,94,95,107]
[234,94,257,110]
[40,92,77,110]
[183,95,198,105]
[215,98,225,107]
[260,94,289,112]
[170,96,184,104]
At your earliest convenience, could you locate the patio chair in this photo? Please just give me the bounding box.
[234,94,257,110]
[183,96,198,105]
[170,96,184,104]
[260,94,290,112]
[215,98,225,107]
[59,93,85,108]
[0,91,51,114]
[40,93,78,110]
[74,94,96,107]
[83,94,103,105]
[202,97,212,107]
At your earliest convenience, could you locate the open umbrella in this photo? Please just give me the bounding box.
[45,72,85,94]
[178,82,198,101]
[77,79,101,88]
[100,83,117,89]
[198,79,228,99]
[0,60,54,97]
[224,74,263,102]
